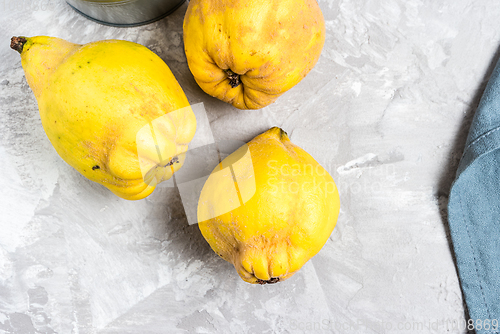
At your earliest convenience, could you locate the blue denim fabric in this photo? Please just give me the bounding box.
[448,58,500,334]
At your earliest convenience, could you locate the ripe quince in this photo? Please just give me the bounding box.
[11,36,196,200]
[197,127,340,284]
[183,0,325,109]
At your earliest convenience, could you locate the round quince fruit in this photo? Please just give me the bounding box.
[197,127,340,284]
[183,0,326,109]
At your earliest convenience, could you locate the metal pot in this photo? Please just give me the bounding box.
[66,0,186,27]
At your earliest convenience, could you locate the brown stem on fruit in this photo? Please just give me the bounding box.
[10,37,27,54]
[165,156,179,167]
[256,277,280,285]
[279,128,288,139]
[225,69,241,88]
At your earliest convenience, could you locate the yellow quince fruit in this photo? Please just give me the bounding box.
[183,0,325,109]
[197,127,340,284]
[10,36,196,200]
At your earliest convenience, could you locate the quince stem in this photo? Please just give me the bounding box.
[256,277,280,285]
[225,69,241,88]
[10,36,27,54]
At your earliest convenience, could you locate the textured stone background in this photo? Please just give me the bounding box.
[1,0,500,333]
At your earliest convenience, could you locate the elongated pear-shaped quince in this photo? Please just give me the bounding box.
[197,127,340,284]
[183,0,326,110]
[10,36,196,200]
